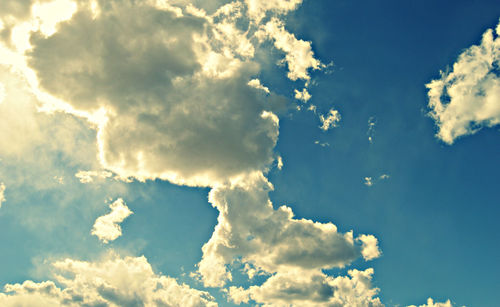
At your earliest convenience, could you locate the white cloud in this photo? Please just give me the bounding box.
[295,87,312,102]
[245,0,303,22]
[91,198,133,243]
[364,177,373,187]
[368,116,376,143]
[248,78,270,94]
[379,174,390,180]
[408,298,454,307]
[228,268,383,307]
[75,170,113,183]
[320,109,341,131]
[0,253,217,307]
[427,19,500,144]
[315,140,330,147]
[257,17,323,81]
[197,174,380,291]
[0,182,5,208]
[357,234,382,261]
[4,0,287,187]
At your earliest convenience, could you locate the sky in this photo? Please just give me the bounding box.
[0,0,499,306]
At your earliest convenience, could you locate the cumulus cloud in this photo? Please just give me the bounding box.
[294,87,311,102]
[0,182,5,208]
[257,17,323,81]
[228,268,383,307]
[196,174,380,293]
[91,198,133,243]
[408,298,454,307]
[245,0,303,22]
[5,0,290,187]
[320,108,341,131]
[0,253,217,307]
[427,20,500,144]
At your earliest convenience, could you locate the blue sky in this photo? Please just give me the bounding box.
[0,0,499,306]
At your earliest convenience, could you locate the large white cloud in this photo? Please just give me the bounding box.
[0,253,217,307]
[427,20,500,144]
[18,0,288,187]
[196,173,381,305]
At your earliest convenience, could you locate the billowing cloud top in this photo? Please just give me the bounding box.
[427,19,500,144]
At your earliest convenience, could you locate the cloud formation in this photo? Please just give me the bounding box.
[91,198,133,243]
[196,174,381,305]
[408,298,454,307]
[427,20,500,144]
[0,253,217,307]
[0,182,5,208]
[319,108,341,131]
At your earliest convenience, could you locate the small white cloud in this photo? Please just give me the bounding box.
[319,109,341,131]
[276,156,283,170]
[408,298,454,307]
[357,234,381,261]
[365,174,390,186]
[294,88,311,102]
[307,104,317,113]
[367,116,376,143]
[314,140,330,147]
[53,175,64,184]
[257,17,323,81]
[91,198,133,243]
[248,78,270,94]
[427,19,500,144]
[379,174,390,180]
[75,170,113,183]
[0,182,6,208]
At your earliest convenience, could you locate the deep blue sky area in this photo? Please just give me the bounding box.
[268,0,500,306]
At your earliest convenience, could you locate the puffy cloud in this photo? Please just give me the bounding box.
[0,253,217,307]
[257,17,323,81]
[228,268,383,307]
[408,298,454,307]
[0,182,5,208]
[319,108,341,131]
[245,0,303,22]
[14,0,286,187]
[294,87,311,102]
[364,177,373,187]
[427,20,500,144]
[248,78,270,94]
[197,174,380,289]
[91,198,133,243]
